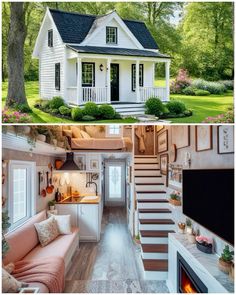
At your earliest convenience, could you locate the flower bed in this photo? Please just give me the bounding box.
[2,109,32,123]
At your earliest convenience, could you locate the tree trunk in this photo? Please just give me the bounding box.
[6,2,28,107]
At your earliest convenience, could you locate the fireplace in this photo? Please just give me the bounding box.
[177,252,208,293]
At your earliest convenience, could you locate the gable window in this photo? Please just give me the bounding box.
[55,63,60,90]
[48,29,53,47]
[131,64,144,91]
[82,62,95,87]
[8,161,36,230]
[106,27,117,44]
[106,125,122,137]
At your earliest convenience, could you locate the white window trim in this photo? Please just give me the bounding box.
[106,125,122,137]
[8,160,36,231]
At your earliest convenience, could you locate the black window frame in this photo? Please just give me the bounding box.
[106,26,118,44]
[48,29,53,47]
[131,64,144,92]
[82,62,95,87]
[55,63,60,90]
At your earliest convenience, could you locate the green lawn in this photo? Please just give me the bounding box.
[2,81,234,123]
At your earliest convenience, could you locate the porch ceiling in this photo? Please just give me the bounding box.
[67,45,170,59]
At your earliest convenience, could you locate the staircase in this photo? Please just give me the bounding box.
[112,103,145,116]
[134,155,175,280]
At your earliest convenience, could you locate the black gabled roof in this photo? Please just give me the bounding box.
[49,8,159,50]
[67,45,169,58]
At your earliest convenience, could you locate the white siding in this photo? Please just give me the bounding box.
[87,19,139,49]
[39,16,65,100]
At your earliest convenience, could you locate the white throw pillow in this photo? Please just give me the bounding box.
[53,215,72,235]
[34,216,59,247]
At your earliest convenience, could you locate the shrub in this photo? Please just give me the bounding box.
[194,89,210,96]
[114,112,122,119]
[145,97,165,117]
[219,80,234,90]
[49,96,65,109]
[183,109,193,117]
[81,115,96,121]
[83,102,99,118]
[13,103,32,113]
[51,108,59,114]
[182,86,197,96]
[192,79,226,94]
[2,109,32,123]
[71,107,84,121]
[170,69,191,94]
[166,100,186,114]
[99,104,115,119]
[203,106,234,123]
[59,106,71,116]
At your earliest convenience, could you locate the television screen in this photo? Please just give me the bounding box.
[182,169,234,245]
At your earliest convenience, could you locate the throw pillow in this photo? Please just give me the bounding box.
[63,130,73,138]
[80,130,91,139]
[53,215,72,235]
[71,126,82,138]
[2,268,28,293]
[34,216,59,247]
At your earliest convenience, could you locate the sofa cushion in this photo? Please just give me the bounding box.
[4,211,47,265]
[53,215,72,235]
[23,227,79,262]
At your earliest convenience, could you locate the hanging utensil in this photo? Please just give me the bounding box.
[38,172,41,195]
[46,171,53,194]
[50,165,54,190]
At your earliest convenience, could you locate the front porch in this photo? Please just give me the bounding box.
[64,50,170,106]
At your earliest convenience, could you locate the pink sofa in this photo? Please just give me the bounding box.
[3,210,79,293]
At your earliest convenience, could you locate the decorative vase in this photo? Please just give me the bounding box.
[229,263,234,280]
[178,222,186,234]
[187,234,196,244]
[52,139,57,146]
[186,226,193,235]
[49,206,55,211]
[37,134,46,142]
[22,126,31,135]
[169,199,181,206]
[57,141,64,148]
[218,258,232,274]
[196,241,213,254]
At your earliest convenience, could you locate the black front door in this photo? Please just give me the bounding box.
[111,64,119,101]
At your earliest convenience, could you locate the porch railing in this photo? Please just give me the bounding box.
[82,87,108,104]
[139,87,167,102]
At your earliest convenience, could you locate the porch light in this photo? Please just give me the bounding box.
[99,64,104,71]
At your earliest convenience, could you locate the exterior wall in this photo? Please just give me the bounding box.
[87,19,139,49]
[39,15,65,99]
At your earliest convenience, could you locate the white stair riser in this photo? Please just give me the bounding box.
[135,164,160,170]
[140,236,168,244]
[139,223,175,231]
[135,185,165,191]
[112,104,144,108]
[142,252,168,259]
[135,177,163,184]
[137,193,167,199]
[144,271,168,280]
[135,158,158,164]
[137,203,169,209]
[139,213,172,219]
[134,170,161,176]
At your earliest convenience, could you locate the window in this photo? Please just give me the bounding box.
[82,63,95,87]
[106,27,117,44]
[55,63,60,90]
[48,29,53,47]
[8,161,36,230]
[106,125,122,137]
[132,64,144,91]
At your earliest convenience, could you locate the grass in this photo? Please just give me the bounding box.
[2,80,234,123]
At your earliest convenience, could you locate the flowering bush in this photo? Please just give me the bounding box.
[170,69,191,94]
[192,79,226,94]
[2,109,32,123]
[203,107,234,123]
[170,191,181,200]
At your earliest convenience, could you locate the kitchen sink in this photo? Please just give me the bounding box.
[82,196,97,200]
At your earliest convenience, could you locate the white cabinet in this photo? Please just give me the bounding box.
[55,204,78,227]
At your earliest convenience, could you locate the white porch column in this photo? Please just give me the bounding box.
[136,60,140,102]
[165,61,170,101]
[106,58,111,103]
[77,57,82,105]
[63,46,68,101]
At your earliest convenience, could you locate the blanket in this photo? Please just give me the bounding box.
[12,257,65,293]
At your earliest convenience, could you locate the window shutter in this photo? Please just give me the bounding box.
[48,30,53,47]
[55,63,60,90]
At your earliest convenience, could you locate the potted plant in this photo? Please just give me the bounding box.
[196,235,213,254]
[229,263,234,281]
[187,229,197,244]
[186,218,193,234]
[169,191,181,206]
[48,200,56,211]
[134,233,141,245]
[218,245,234,274]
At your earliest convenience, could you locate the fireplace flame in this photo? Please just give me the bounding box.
[183,282,196,293]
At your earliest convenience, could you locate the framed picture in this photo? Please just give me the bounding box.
[195,126,213,152]
[156,125,164,133]
[157,130,168,153]
[74,155,86,170]
[218,126,234,154]
[90,159,99,170]
[168,164,183,190]
[171,126,190,149]
[160,154,169,175]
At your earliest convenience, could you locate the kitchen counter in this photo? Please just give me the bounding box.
[56,194,101,204]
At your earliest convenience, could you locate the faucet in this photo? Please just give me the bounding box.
[85,181,98,196]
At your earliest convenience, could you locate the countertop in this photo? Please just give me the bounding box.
[56,194,101,204]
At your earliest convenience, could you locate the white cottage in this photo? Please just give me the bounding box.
[33,8,171,113]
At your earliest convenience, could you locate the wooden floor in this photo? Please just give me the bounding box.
[65,207,169,293]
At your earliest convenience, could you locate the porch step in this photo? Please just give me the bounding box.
[112,103,145,116]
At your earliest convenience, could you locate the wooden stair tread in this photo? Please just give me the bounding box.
[142,244,168,253]
[140,219,174,225]
[140,230,175,238]
[136,183,165,185]
[142,259,168,271]
[139,208,171,213]
[137,199,168,203]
